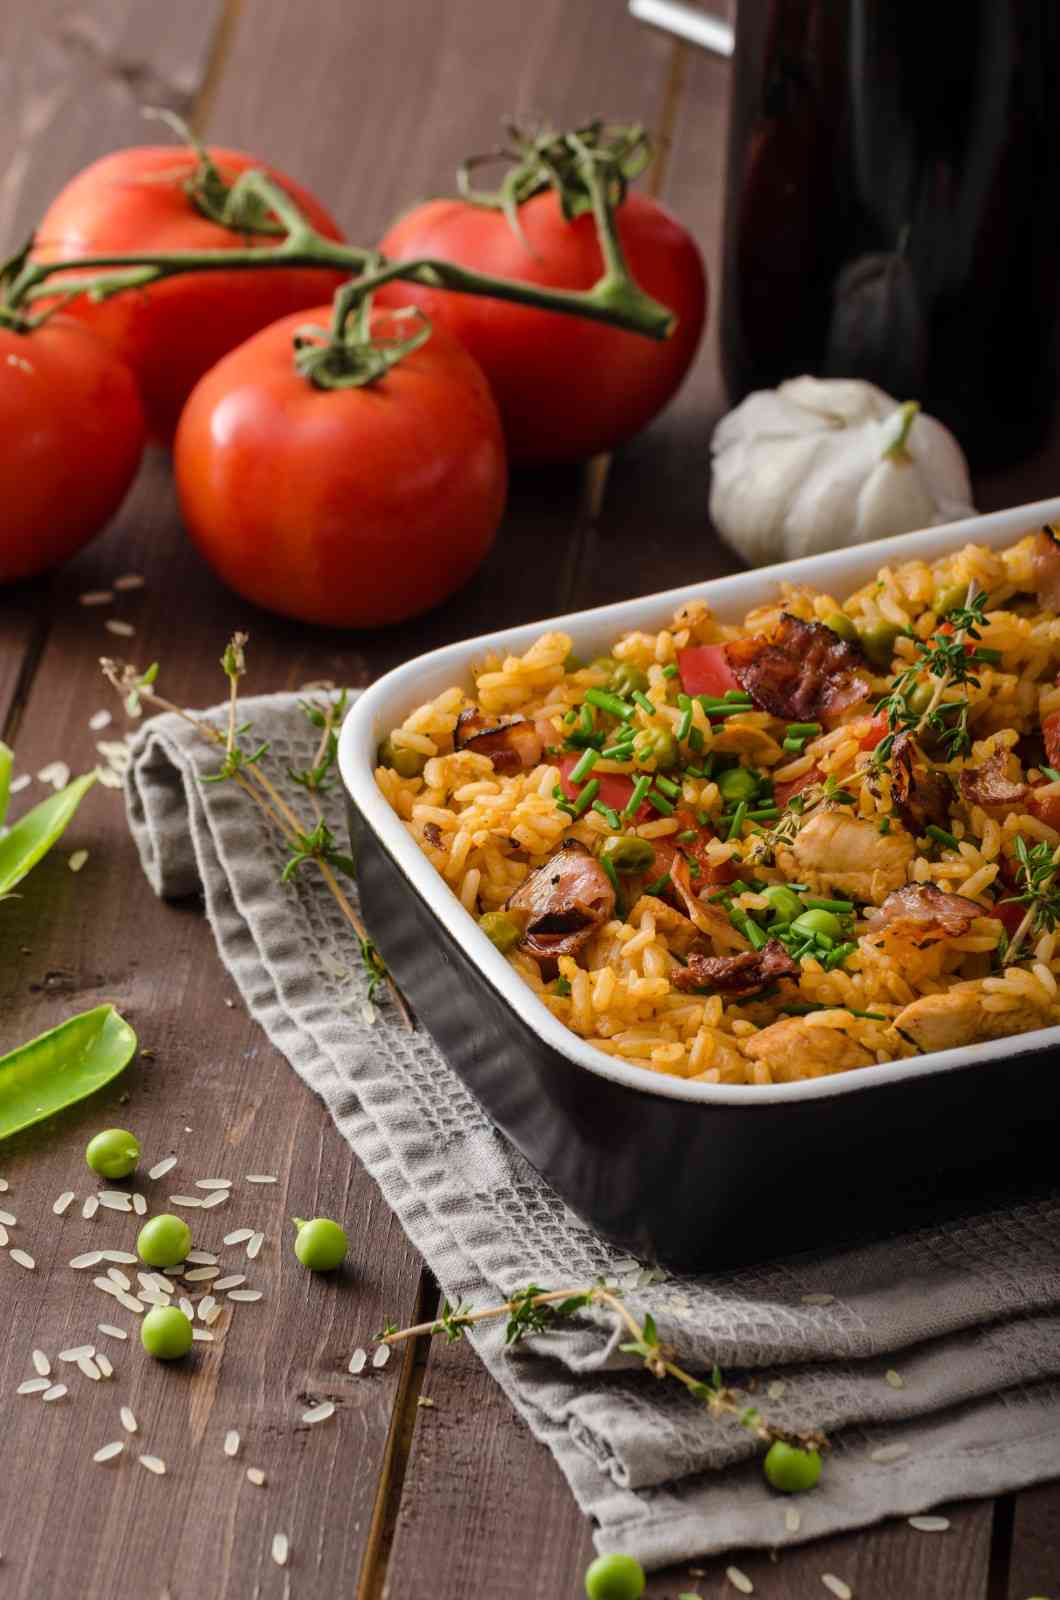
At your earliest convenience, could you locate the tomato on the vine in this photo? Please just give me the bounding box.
[0,318,144,584]
[173,307,507,629]
[376,189,706,464]
[34,145,346,442]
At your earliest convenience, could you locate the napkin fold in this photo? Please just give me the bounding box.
[125,692,1060,1569]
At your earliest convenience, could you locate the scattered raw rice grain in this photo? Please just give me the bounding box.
[168,1195,203,1208]
[36,761,70,789]
[95,1352,113,1378]
[96,767,123,790]
[224,1228,253,1246]
[162,1266,185,1277]
[94,1276,121,1297]
[271,1533,289,1567]
[884,1369,905,1390]
[59,1345,96,1362]
[138,1271,169,1293]
[98,1324,127,1341]
[246,1467,266,1486]
[202,1302,223,1327]
[821,1577,853,1599]
[148,1156,178,1180]
[138,1455,166,1475]
[0,1178,6,1190]
[372,1345,391,1371]
[301,1401,335,1425]
[0,1208,15,1226]
[199,1191,228,1210]
[785,1507,801,1533]
[107,1267,132,1290]
[104,619,135,638]
[52,1192,76,1216]
[82,1195,99,1220]
[801,1293,835,1307]
[726,1567,754,1594]
[245,1175,277,1185]
[114,1290,145,1315]
[120,1406,138,1433]
[0,1224,7,1247]
[214,1275,245,1292]
[42,1385,67,1402]
[97,1191,133,1212]
[767,1381,786,1401]
[100,1250,137,1264]
[138,1287,172,1308]
[870,1443,910,1464]
[79,590,113,607]
[9,1249,35,1270]
[88,709,113,732]
[246,1232,265,1261]
[68,850,89,873]
[9,773,30,794]
[71,1251,103,1269]
[185,1266,220,1282]
[132,1193,147,1216]
[224,1430,241,1458]
[93,1441,124,1463]
[78,1356,102,1381]
[32,1350,50,1377]
[192,1328,215,1343]
[178,1297,194,1319]
[348,1349,367,1375]
[195,1180,231,1191]
[198,1296,217,1322]
[908,1516,950,1533]
[417,1396,435,1409]
[17,1378,51,1395]
[186,1250,218,1265]
[113,574,144,591]
[226,1289,262,1303]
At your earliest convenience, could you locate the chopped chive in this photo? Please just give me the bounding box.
[825,941,856,969]
[569,747,599,784]
[707,705,755,721]
[677,829,698,843]
[1042,766,1060,783]
[699,754,716,779]
[696,809,711,827]
[592,800,621,829]
[744,919,768,950]
[662,663,679,679]
[579,703,594,735]
[708,887,733,903]
[782,736,807,754]
[631,690,656,716]
[729,880,752,895]
[552,784,564,799]
[676,707,694,742]
[623,775,652,819]
[878,816,891,834]
[599,853,621,898]
[571,778,600,817]
[814,931,835,950]
[697,694,752,712]
[585,688,634,721]
[785,722,822,737]
[724,689,747,701]
[725,800,747,839]
[676,692,692,710]
[926,824,960,851]
[747,806,780,821]
[553,976,572,997]
[600,741,635,760]
[801,896,854,913]
[646,788,675,816]
[687,858,701,879]
[684,764,704,779]
[655,775,680,799]
[644,871,672,896]
[556,800,577,817]
[688,725,704,753]
[562,710,577,725]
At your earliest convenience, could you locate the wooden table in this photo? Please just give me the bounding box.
[2,2,1058,1594]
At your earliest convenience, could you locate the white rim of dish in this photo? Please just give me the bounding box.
[340,494,1060,1109]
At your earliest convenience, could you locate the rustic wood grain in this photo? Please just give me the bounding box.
[1007,1481,1060,1599]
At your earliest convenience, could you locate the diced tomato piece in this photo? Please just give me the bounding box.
[672,807,739,886]
[676,644,742,699]
[1028,781,1060,831]
[773,764,822,809]
[995,898,1026,938]
[557,754,651,821]
[859,713,889,752]
[1042,709,1060,770]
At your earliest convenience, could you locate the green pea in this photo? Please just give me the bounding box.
[717,766,759,805]
[584,1552,646,1600]
[609,662,649,699]
[632,727,677,770]
[478,911,522,954]
[763,885,802,923]
[792,908,843,940]
[858,620,901,669]
[934,581,968,616]
[376,736,426,780]
[822,612,858,643]
[907,680,934,716]
[763,1439,823,1494]
[137,1214,192,1269]
[600,835,656,874]
[141,1305,194,1361]
[292,1216,348,1272]
[85,1127,140,1180]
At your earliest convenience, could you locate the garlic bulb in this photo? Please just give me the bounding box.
[709,376,976,565]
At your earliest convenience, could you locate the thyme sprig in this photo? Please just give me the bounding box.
[872,588,990,767]
[1000,835,1060,962]
[379,1282,826,1454]
[101,639,411,1026]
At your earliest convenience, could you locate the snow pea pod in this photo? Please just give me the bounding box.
[0,770,96,898]
[0,1005,137,1141]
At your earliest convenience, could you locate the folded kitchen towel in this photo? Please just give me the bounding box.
[125,690,1060,1569]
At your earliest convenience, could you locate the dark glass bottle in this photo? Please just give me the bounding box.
[720,0,1060,467]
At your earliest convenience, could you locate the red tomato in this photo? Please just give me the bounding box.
[995,898,1026,938]
[676,645,741,700]
[671,808,739,886]
[376,191,706,464]
[1042,706,1060,770]
[1028,782,1060,831]
[0,318,144,583]
[557,755,651,821]
[773,764,822,809]
[35,147,346,442]
[173,308,507,629]
[859,713,889,752]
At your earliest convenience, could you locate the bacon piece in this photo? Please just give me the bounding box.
[454,708,544,773]
[876,883,982,938]
[506,840,615,960]
[724,614,871,727]
[959,750,1027,812]
[1034,526,1060,612]
[671,938,799,996]
[889,732,951,831]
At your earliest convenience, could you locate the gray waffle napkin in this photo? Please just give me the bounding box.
[124,691,1060,1569]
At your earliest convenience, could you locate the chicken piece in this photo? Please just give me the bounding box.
[506,840,615,961]
[742,1016,875,1080]
[778,810,914,906]
[454,708,547,773]
[894,983,1051,1053]
[624,895,702,957]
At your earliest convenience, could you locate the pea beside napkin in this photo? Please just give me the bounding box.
[124,692,1060,1570]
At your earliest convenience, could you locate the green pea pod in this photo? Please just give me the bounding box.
[0,741,11,829]
[0,770,96,898]
[0,1004,137,1141]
